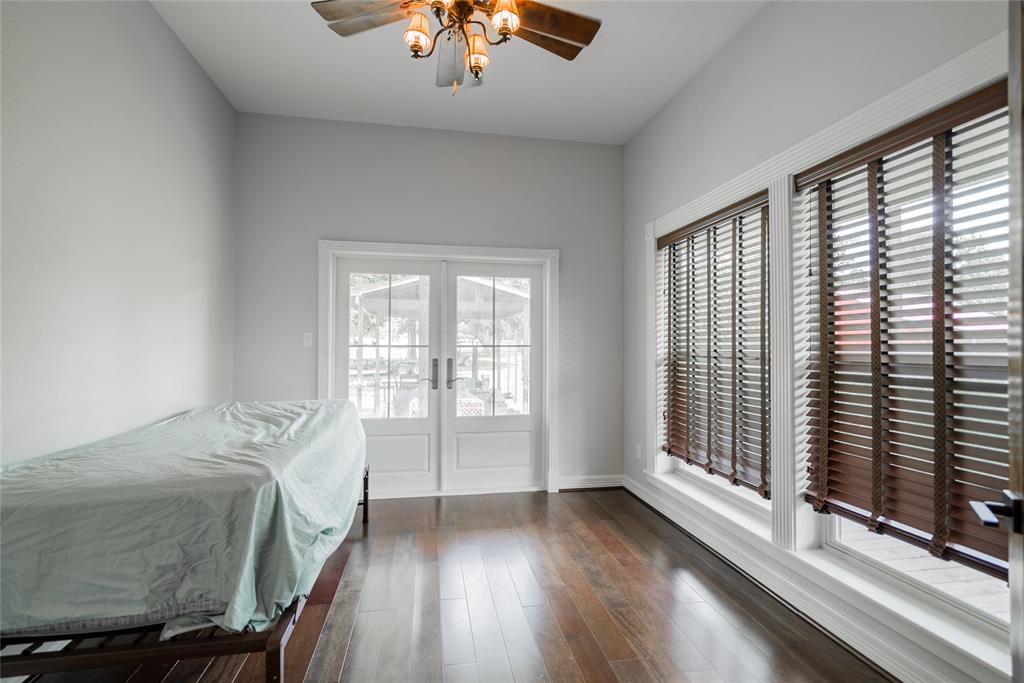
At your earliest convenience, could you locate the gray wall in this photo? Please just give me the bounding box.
[622,1,1007,482]
[1,1,237,462]
[233,114,624,480]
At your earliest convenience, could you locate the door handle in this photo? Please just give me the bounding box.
[970,489,1023,534]
[446,357,464,390]
[418,358,438,390]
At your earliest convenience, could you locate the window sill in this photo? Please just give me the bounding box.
[798,547,1011,679]
[627,473,1012,683]
[646,468,770,539]
[648,464,770,524]
[823,536,1011,634]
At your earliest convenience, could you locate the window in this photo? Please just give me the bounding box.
[797,81,1010,578]
[656,192,771,497]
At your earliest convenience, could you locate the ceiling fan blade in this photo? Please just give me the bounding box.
[516,27,582,61]
[436,29,467,88]
[312,0,401,23]
[327,9,410,36]
[516,0,600,46]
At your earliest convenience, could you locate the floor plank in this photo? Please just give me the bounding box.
[522,603,585,683]
[439,599,476,667]
[338,611,384,683]
[409,560,444,683]
[304,537,375,683]
[481,555,548,682]
[460,555,514,682]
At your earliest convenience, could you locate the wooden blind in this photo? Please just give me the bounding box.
[659,194,770,497]
[802,82,1011,577]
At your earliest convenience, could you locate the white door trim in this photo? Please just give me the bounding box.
[318,239,561,492]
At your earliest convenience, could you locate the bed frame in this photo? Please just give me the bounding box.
[0,466,370,683]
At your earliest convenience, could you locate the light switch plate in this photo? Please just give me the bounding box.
[302,332,313,348]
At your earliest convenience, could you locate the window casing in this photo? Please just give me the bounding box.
[797,81,1011,578]
[657,193,771,497]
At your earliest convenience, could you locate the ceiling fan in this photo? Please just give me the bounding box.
[311,0,601,92]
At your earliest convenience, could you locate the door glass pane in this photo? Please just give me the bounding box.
[456,346,493,416]
[457,276,493,345]
[347,272,430,419]
[349,273,390,345]
[455,274,531,417]
[348,345,387,418]
[389,347,429,418]
[495,347,529,415]
[390,275,430,345]
[495,277,530,345]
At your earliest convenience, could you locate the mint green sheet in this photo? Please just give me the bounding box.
[1,400,365,638]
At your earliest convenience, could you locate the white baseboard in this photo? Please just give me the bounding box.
[623,475,1011,683]
[553,474,624,490]
[367,472,625,499]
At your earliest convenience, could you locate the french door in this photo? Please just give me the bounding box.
[443,261,543,491]
[334,256,543,496]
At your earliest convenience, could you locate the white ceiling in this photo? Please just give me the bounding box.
[154,0,766,145]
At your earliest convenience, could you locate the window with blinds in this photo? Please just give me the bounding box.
[796,81,1010,577]
[656,193,771,497]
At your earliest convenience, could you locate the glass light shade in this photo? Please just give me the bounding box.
[403,13,432,53]
[490,0,520,34]
[430,0,455,10]
[465,33,489,74]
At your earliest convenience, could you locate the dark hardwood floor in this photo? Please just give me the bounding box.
[18,490,891,683]
[308,489,891,683]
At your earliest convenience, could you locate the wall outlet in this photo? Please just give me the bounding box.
[634,444,643,461]
[302,332,313,348]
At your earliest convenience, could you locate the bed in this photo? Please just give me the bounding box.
[0,399,367,681]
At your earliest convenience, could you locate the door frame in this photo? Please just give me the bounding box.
[317,239,561,493]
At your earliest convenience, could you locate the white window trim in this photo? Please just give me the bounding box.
[317,239,561,492]
[638,33,1012,683]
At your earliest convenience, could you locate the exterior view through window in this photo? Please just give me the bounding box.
[455,276,531,416]
[348,273,431,418]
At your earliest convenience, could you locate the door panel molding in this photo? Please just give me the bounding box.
[455,431,533,470]
[318,240,560,493]
[366,434,431,473]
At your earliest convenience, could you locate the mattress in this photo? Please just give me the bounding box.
[0,400,366,639]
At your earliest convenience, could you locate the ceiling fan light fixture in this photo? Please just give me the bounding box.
[312,0,601,91]
[403,12,432,54]
[489,0,520,35]
[465,33,490,77]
